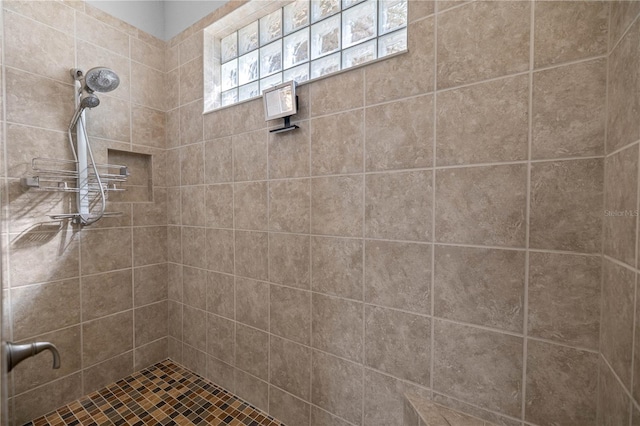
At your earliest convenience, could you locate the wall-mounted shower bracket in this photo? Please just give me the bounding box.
[20,66,126,225]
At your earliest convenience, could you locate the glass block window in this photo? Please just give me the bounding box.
[214,0,407,109]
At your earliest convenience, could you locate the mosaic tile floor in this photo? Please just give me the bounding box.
[26,360,285,426]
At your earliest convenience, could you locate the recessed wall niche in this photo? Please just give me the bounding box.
[107,149,153,202]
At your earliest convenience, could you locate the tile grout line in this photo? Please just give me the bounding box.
[521,0,535,421]
[430,0,439,401]
[128,31,137,379]
[361,59,367,426]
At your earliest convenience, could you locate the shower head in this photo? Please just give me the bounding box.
[80,93,100,108]
[69,93,100,130]
[84,67,120,93]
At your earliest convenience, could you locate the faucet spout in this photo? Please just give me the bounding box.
[6,341,61,372]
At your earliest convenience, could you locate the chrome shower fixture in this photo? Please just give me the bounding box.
[69,67,120,129]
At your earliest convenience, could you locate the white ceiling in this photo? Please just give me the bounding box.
[87,0,228,41]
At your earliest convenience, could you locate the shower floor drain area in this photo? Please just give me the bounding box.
[26,360,284,426]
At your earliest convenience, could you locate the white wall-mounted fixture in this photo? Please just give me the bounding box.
[263,80,299,133]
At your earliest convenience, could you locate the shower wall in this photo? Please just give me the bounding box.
[599,2,640,424]
[0,2,169,424]
[167,1,611,425]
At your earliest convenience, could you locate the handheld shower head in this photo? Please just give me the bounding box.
[84,67,120,93]
[69,93,100,130]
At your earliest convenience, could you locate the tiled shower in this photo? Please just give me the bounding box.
[0,0,639,425]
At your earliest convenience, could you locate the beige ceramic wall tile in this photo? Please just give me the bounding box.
[365,95,433,171]
[609,0,640,50]
[133,226,167,266]
[234,230,268,280]
[311,110,364,176]
[233,130,268,182]
[534,1,608,68]
[206,355,235,391]
[236,277,269,330]
[205,228,234,274]
[180,32,203,66]
[4,0,75,33]
[204,137,233,183]
[364,370,430,426]
[408,0,435,22]
[270,336,312,401]
[365,170,432,241]
[205,184,233,229]
[5,124,72,179]
[180,142,204,185]
[183,305,206,351]
[530,159,604,253]
[80,228,132,275]
[134,338,168,370]
[311,406,352,426]
[597,360,631,426]
[180,57,204,106]
[13,373,83,426]
[234,181,268,231]
[312,293,363,363]
[182,266,206,310]
[134,301,168,346]
[13,326,81,395]
[165,148,181,187]
[82,311,133,367]
[81,269,133,321]
[167,263,183,302]
[268,121,310,179]
[311,175,364,238]
[311,350,363,425]
[165,68,180,111]
[437,74,529,166]
[8,229,79,287]
[132,106,166,149]
[180,101,204,146]
[437,1,530,89]
[365,17,435,104]
[5,68,74,132]
[269,179,310,233]
[528,252,601,350]
[131,62,166,111]
[182,226,206,268]
[525,340,598,426]
[86,94,131,142]
[310,69,363,117]
[269,233,310,289]
[269,386,311,426]
[604,145,639,266]
[131,37,165,72]
[532,59,606,160]
[167,225,183,264]
[206,313,234,364]
[435,164,527,247]
[433,320,523,418]
[270,284,311,345]
[600,259,635,389]
[133,263,168,306]
[182,344,207,376]
[235,369,268,412]
[365,240,431,315]
[607,20,640,154]
[365,306,430,386]
[434,245,525,332]
[311,236,363,301]
[235,324,269,380]
[76,13,129,55]
[4,11,74,83]
[206,271,234,319]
